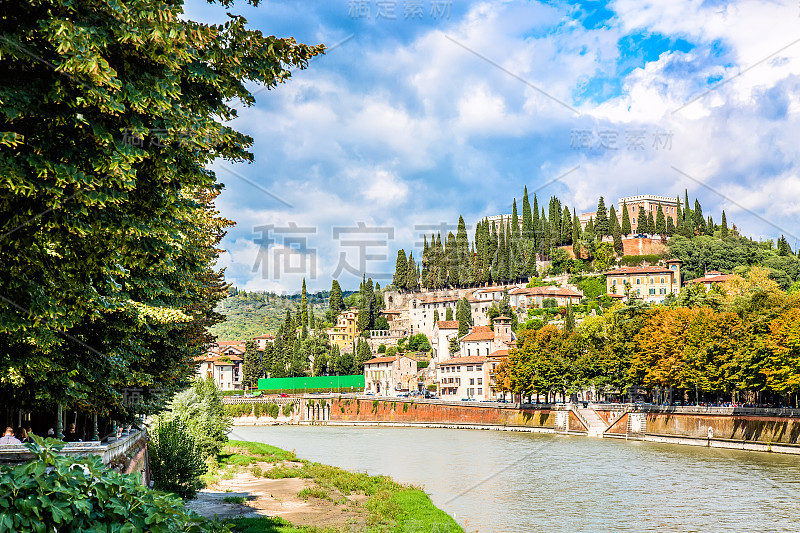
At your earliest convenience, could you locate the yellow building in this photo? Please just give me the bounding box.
[604,260,682,303]
[327,307,359,353]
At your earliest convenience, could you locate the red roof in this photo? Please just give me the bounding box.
[417,296,459,304]
[512,286,582,297]
[488,349,509,358]
[253,334,274,339]
[436,320,459,329]
[364,356,409,364]
[604,266,672,275]
[688,273,738,284]
[462,326,495,342]
[439,356,488,366]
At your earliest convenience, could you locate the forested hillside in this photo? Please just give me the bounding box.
[209,288,341,341]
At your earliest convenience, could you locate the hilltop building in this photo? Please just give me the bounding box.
[363,353,417,396]
[687,271,739,290]
[327,307,359,353]
[604,259,682,303]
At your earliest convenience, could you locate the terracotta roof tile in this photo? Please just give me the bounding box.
[439,356,488,366]
[604,266,673,275]
[436,320,459,329]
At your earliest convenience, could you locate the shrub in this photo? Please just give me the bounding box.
[0,437,225,531]
[148,417,207,499]
[542,298,557,308]
[268,403,280,418]
[282,403,294,417]
[167,377,232,460]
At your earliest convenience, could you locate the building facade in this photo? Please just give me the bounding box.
[363,354,418,396]
[604,260,682,303]
[432,320,459,362]
[195,353,243,391]
[687,271,739,290]
[509,286,583,308]
[438,356,490,400]
[327,307,359,353]
[617,195,678,233]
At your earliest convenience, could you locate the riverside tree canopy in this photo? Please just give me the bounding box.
[0,0,324,417]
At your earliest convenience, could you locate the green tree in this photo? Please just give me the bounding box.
[655,206,666,235]
[354,337,373,369]
[300,278,308,327]
[637,206,648,234]
[621,201,632,236]
[433,309,440,325]
[330,279,344,317]
[445,306,454,321]
[720,210,729,238]
[406,252,418,291]
[456,297,472,337]
[242,340,262,388]
[595,197,609,236]
[572,210,582,259]
[666,216,676,237]
[393,249,408,289]
[694,199,705,235]
[612,211,624,256]
[565,302,575,332]
[594,242,616,271]
[166,377,231,460]
[0,0,322,419]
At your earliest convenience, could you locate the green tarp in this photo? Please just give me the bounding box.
[257,375,365,391]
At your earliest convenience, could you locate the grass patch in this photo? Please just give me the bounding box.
[297,487,329,500]
[223,496,247,504]
[226,516,309,533]
[227,440,298,461]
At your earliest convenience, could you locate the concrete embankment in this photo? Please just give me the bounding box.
[229,396,800,455]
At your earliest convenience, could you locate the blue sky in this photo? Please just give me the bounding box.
[182,0,800,293]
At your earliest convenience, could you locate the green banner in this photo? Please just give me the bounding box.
[257,375,365,391]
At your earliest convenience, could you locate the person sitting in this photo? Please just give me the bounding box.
[16,427,32,444]
[63,423,82,443]
[0,427,21,444]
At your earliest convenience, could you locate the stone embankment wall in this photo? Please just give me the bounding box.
[646,412,800,444]
[323,397,555,429]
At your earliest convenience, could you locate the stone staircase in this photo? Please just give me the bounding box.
[576,407,608,438]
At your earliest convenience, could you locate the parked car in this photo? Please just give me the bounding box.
[279,393,289,398]
[365,391,375,396]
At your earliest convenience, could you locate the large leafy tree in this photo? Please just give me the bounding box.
[0,0,324,416]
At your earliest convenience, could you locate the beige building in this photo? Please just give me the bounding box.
[327,307,359,353]
[618,195,678,234]
[509,286,583,308]
[438,356,489,400]
[687,270,738,290]
[195,353,243,391]
[252,333,274,350]
[604,260,682,303]
[460,317,514,358]
[363,354,417,396]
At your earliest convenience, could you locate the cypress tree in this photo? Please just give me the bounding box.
[406,252,418,290]
[456,215,470,287]
[608,205,618,235]
[445,306,454,321]
[565,302,575,332]
[498,221,508,281]
[522,187,533,241]
[421,236,430,290]
[646,210,655,235]
[637,206,647,234]
[595,197,609,236]
[655,206,666,235]
[242,340,261,388]
[612,212,623,255]
[532,194,540,251]
[561,206,572,245]
[666,216,675,237]
[330,279,344,316]
[720,211,728,238]
[684,190,691,225]
[309,309,316,330]
[444,232,456,286]
[357,275,370,333]
[693,199,704,235]
[572,210,582,259]
[393,249,407,290]
[300,278,308,327]
[706,215,714,236]
[456,297,471,337]
[621,201,632,236]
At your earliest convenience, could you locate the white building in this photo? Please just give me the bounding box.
[195,353,243,391]
[432,320,459,362]
[252,334,274,350]
[363,354,418,396]
[509,286,583,308]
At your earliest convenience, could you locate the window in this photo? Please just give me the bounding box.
[612,279,617,285]
[650,278,654,284]
[477,378,483,385]
[476,365,482,371]
[660,277,665,283]
[478,388,483,396]
[469,378,475,385]
[636,278,641,284]
[467,366,473,371]
[467,349,470,356]
[649,288,655,295]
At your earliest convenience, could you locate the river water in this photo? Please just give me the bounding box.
[229,425,800,532]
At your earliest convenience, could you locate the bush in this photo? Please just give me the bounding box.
[0,436,224,531]
[283,403,294,417]
[268,403,280,418]
[619,254,662,267]
[168,377,232,460]
[417,361,429,370]
[148,417,207,499]
[542,298,557,308]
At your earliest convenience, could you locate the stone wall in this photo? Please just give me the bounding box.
[646,413,800,444]
[321,397,555,429]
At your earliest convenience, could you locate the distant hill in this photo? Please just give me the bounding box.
[209,289,349,341]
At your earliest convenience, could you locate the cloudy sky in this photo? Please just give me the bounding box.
[183,0,800,293]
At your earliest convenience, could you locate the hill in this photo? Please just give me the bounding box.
[209,289,339,341]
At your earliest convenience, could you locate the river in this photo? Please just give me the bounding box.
[229,425,800,532]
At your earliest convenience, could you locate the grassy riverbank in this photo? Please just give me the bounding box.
[196,440,463,533]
